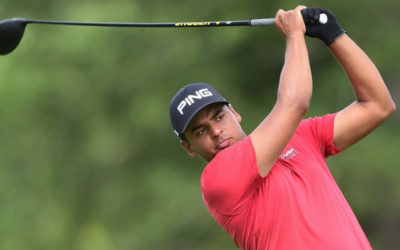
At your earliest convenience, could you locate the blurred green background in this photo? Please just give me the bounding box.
[0,0,399,249]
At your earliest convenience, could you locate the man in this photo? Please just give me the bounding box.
[169,6,395,250]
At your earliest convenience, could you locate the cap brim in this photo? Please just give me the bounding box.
[179,100,229,136]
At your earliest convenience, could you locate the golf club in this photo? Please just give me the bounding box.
[0,14,327,55]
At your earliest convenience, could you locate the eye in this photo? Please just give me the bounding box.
[196,127,206,136]
[216,114,224,122]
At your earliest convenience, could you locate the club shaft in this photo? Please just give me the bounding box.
[23,18,275,28]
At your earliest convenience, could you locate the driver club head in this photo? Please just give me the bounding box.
[0,18,29,55]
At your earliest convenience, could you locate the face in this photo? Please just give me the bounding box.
[181,103,246,161]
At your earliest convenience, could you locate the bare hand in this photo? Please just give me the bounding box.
[274,6,307,39]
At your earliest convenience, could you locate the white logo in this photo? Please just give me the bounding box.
[280,148,297,161]
[177,88,213,115]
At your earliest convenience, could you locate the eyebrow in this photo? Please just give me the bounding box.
[212,107,224,119]
[189,107,225,134]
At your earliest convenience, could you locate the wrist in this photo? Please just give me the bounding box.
[327,32,347,48]
[285,32,305,42]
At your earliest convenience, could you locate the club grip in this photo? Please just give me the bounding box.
[250,13,327,26]
[250,18,275,26]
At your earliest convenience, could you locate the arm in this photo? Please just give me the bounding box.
[330,34,396,149]
[250,6,312,177]
[300,7,396,149]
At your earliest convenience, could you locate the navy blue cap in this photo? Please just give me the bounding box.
[169,83,228,138]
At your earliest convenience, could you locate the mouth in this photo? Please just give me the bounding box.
[216,138,232,150]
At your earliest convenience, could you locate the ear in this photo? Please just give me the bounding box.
[180,139,197,158]
[228,104,242,123]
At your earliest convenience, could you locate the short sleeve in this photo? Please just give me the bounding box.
[201,136,262,215]
[300,113,343,157]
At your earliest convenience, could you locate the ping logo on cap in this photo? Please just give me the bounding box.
[177,88,213,115]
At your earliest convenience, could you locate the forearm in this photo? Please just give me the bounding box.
[250,34,312,177]
[277,34,312,111]
[329,34,396,115]
[249,6,313,177]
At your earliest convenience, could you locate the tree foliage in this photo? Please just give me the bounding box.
[0,1,399,249]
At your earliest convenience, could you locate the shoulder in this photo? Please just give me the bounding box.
[201,136,260,192]
[298,113,342,157]
[201,136,262,214]
[300,113,337,129]
[203,136,255,176]
[211,136,254,164]
[296,113,336,137]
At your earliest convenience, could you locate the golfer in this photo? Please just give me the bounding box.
[169,6,395,249]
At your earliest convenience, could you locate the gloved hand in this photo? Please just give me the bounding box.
[301,8,345,46]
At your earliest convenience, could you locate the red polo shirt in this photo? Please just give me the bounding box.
[201,114,371,250]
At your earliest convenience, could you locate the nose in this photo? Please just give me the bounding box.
[210,124,223,138]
